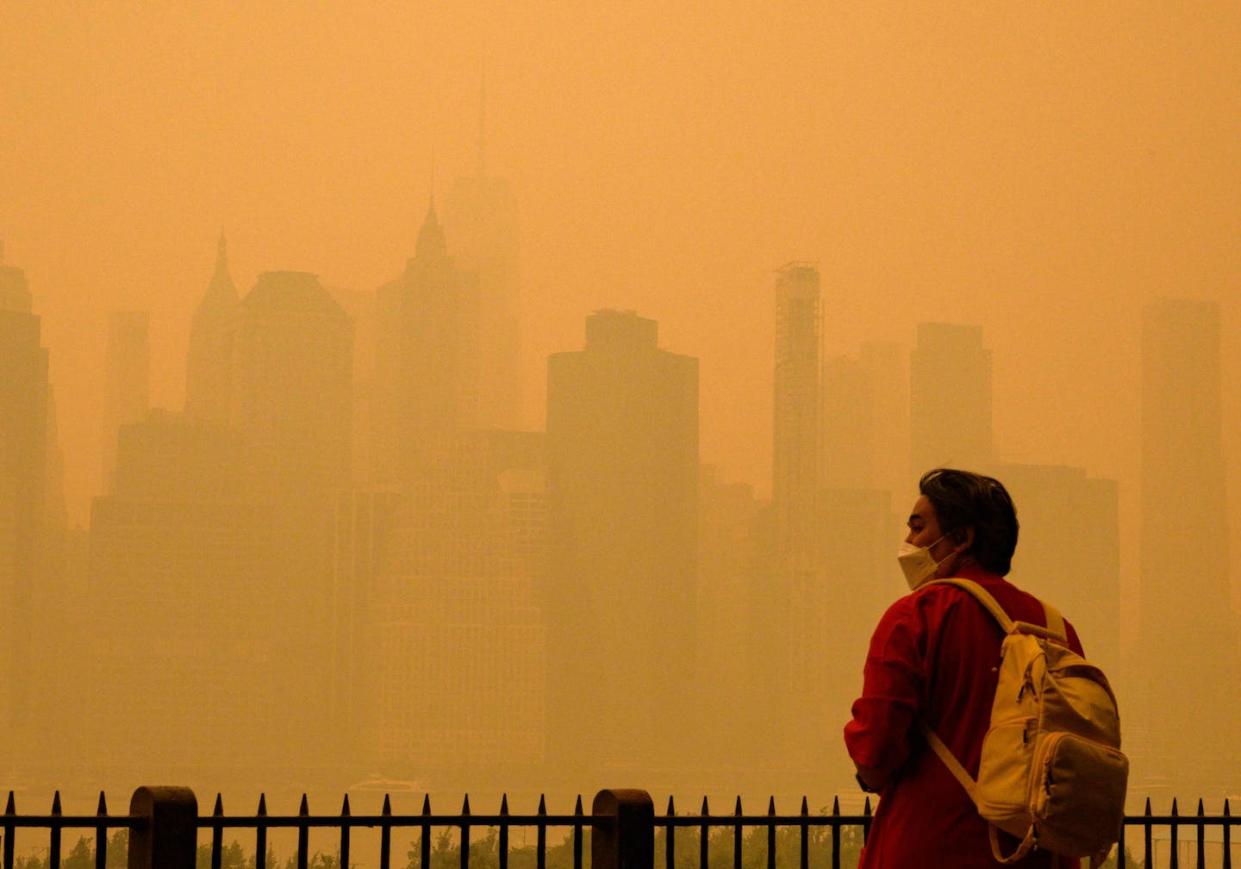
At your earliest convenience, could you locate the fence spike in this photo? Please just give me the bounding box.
[702,796,710,816]
[258,793,268,815]
[1143,797,1151,815]
[500,794,509,815]
[800,797,808,816]
[863,797,872,817]
[767,796,776,815]
[341,794,351,816]
[538,794,546,815]
[831,796,839,816]
[383,794,392,816]
[1225,798,1231,817]
[1197,798,1204,816]
[97,791,107,815]
[1171,798,1179,816]
[422,794,432,815]
[666,795,675,816]
[299,794,309,815]
[463,794,471,815]
[4,792,13,814]
[51,791,61,814]
[575,795,583,815]
[213,794,223,816]
[735,796,742,815]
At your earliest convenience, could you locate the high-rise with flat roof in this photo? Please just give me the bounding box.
[546,310,698,776]
[910,322,993,475]
[1138,298,1238,794]
[232,269,354,761]
[772,263,821,561]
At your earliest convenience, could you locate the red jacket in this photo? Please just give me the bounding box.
[844,565,1083,869]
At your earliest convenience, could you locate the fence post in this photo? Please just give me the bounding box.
[592,790,653,869]
[128,786,198,869]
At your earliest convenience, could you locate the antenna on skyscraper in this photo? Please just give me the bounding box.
[478,69,487,179]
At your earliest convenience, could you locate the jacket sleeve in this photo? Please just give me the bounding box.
[843,594,927,791]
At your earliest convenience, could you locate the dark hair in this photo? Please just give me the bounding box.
[919,468,1019,575]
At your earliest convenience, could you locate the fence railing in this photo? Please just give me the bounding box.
[0,787,1236,869]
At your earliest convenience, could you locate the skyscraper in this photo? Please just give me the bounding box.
[910,322,993,475]
[373,199,481,483]
[0,247,48,737]
[185,233,239,425]
[101,310,150,490]
[233,270,353,501]
[772,263,821,561]
[369,430,547,778]
[1138,298,1238,794]
[546,310,698,776]
[232,269,353,759]
[87,410,276,777]
[994,463,1121,675]
[442,92,522,430]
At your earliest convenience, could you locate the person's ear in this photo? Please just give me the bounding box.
[953,526,975,554]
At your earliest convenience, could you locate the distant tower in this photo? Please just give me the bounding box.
[1138,298,1238,794]
[0,250,49,734]
[232,269,354,760]
[546,310,699,773]
[373,198,481,483]
[910,322,993,475]
[233,270,353,500]
[772,263,821,560]
[442,83,522,430]
[101,310,150,491]
[186,233,239,425]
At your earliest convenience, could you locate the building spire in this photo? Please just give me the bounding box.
[416,194,447,260]
[205,230,237,304]
[478,71,487,179]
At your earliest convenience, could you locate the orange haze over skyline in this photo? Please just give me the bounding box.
[2,1,1240,617]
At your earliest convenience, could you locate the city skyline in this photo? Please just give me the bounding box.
[1,2,1240,826]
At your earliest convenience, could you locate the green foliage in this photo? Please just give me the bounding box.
[14,830,126,869]
[653,819,863,869]
[407,825,591,869]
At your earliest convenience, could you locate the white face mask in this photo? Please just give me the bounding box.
[897,535,946,590]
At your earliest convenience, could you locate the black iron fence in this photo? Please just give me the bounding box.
[0,787,1236,869]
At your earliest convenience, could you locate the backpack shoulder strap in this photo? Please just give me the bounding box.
[917,720,977,801]
[1041,598,1067,642]
[926,578,1015,633]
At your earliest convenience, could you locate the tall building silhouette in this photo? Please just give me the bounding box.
[910,322,993,475]
[0,247,49,737]
[234,270,353,500]
[772,263,821,560]
[101,310,150,490]
[443,89,522,430]
[1138,298,1238,794]
[546,310,698,777]
[994,463,1120,675]
[232,270,353,759]
[87,410,277,777]
[373,199,481,483]
[369,430,546,778]
[185,233,239,425]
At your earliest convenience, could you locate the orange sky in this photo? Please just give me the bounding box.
[2,3,1240,607]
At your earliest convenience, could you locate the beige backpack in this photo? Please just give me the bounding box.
[922,578,1129,866]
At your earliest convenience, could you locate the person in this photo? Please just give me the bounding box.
[843,468,1084,868]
